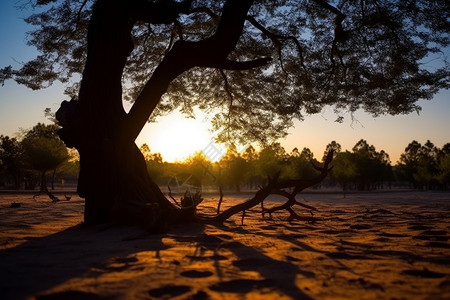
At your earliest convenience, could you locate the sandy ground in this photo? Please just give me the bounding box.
[0,191,449,300]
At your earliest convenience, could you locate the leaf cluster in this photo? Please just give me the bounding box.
[397,140,450,188]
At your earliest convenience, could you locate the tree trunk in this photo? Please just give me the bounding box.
[51,169,56,190]
[57,0,174,229]
[40,171,47,193]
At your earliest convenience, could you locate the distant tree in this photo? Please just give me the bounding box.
[415,140,440,188]
[241,145,259,189]
[330,151,358,195]
[441,143,450,156]
[56,148,80,187]
[438,153,450,188]
[182,152,214,189]
[290,148,301,158]
[322,141,342,161]
[139,143,165,183]
[351,139,392,190]
[0,135,24,189]
[397,140,442,189]
[21,123,69,199]
[438,143,450,187]
[219,144,248,192]
[257,143,288,179]
[330,140,392,192]
[288,147,319,180]
[397,140,422,187]
[2,0,449,227]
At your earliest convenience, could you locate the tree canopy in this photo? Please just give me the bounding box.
[2,0,449,144]
[21,123,69,174]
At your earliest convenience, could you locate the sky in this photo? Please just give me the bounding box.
[1,0,449,164]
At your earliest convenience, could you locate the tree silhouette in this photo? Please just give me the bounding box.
[330,139,392,192]
[288,147,319,181]
[330,151,357,195]
[0,135,24,189]
[21,123,69,201]
[219,144,248,192]
[1,0,449,228]
[350,139,392,190]
[397,140,447,189]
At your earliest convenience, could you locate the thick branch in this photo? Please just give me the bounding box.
[246,16,306,73]
[124,0,256,142]
[211,173,280,223]
[74,0,89,32]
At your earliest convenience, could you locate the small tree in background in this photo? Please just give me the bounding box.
[219,144,248,192]
[330,151,357,196]
[0,135,25,189]
[288,147,319,181]
[139,143,165,184]
[398,140,449,189]
[21,123,69,200]
[351,139,392,190]
[438,148,450,188]
[330,140,392,193]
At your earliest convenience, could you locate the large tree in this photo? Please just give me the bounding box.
[1,0,449,228]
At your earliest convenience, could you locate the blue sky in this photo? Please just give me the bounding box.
[0,0,449,163]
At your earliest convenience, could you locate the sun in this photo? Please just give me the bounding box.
[137,111,214,162]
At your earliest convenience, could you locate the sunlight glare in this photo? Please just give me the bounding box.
[137,111,213,162]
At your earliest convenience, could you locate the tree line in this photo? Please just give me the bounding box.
[1,124,449,193]
[140,139,450,194]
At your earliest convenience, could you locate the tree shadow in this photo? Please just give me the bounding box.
[1,219,316,299]
[205,223,314,299]
[0,224,167,299]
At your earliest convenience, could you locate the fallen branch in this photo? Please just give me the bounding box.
[33,188,60,203]
[204,150,334,224]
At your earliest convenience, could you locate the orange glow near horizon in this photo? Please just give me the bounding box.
[136,111,214,162]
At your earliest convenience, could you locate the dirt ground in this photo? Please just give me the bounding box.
[0,191,449,300]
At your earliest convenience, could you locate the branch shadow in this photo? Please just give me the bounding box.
[2,217,319,300]
[0,224,167,299]
[208,223,314,300]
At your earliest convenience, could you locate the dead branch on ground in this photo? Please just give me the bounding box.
[204,150,334,224]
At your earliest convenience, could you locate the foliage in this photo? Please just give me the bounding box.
[20,123,69,192]
[438,154,450,187]
[256,142,288,178]
[329,150,357,192]
[330,139,392,191]
[0,135,24,188]
[140,143,165,181]
[287,147,320,180]
[2,0,449,144]
[1,123,72,190]
[21,123,69,173]
[218,144,249,192]
[397,140,450,189]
